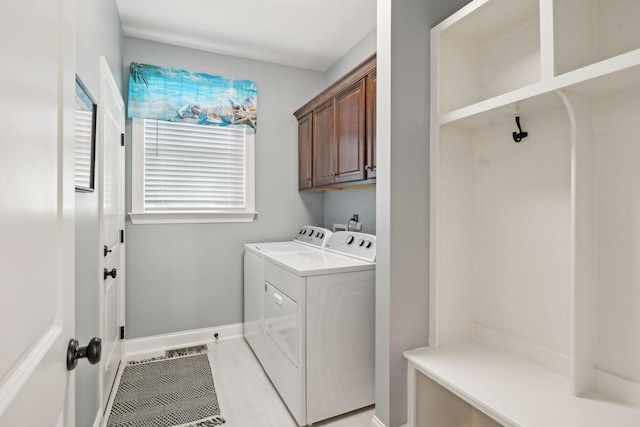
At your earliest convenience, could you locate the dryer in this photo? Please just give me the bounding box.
[262,231,376,426]
[243,226,331,365]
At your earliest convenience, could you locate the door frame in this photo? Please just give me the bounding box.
[98,56,126,420]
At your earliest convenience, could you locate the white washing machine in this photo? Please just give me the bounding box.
[243,226,332,365]
[261,231,376,426]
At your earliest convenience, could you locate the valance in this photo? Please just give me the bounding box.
[127,62,257,129]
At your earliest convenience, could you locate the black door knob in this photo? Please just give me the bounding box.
[104,268,117,280]
[67,337,101,371]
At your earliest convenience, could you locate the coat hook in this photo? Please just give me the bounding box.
[512,116,528,143]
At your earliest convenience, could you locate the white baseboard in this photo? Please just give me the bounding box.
[372,415,387,427]
[594,367,640,407]
[124,323,243,359]
[472,323,569,377]
[372,415,407,427]
[92,411,101,427]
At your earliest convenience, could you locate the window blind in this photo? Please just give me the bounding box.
[142,119,248,212]
[74,109,94,189]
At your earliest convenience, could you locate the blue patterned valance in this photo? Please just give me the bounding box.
[127,62,257,129]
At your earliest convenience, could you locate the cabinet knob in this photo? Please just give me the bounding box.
[365,165,371,170]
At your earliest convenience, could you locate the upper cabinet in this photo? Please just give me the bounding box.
[312,98,335,187]
[365,70,376,179]
[333,78,366,184]
[297,113,313,190]
[294,54,376,191]
[406,0,640,426]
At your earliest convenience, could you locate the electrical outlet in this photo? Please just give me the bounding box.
[347,220,363,231]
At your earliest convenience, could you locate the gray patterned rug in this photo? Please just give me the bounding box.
[106,352,225,427]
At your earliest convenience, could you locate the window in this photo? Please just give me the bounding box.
[129,119,256,224]
[74,76,97,192]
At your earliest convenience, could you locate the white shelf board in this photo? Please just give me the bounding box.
[405,341,640,427]
[558,49,640,97]
[439,89,563,128]
[434,0,538,41]
[438,49,640,128]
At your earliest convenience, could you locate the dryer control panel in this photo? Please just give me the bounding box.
[324,231,376,262]
[293,226,332,248]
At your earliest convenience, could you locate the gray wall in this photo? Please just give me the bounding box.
[123,37,325,339]
[325,29,377,86]
[322,29,377,234]
[375,0,471,426]
[323,187,376,234]
[75,1,124,426]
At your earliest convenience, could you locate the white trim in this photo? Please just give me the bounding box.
[0,326,61,416]
[372,415,387,427]
[92,410,101,427]
[124,323,243,359]
[98,55,126,420]
[129,211,257,225]
[101,361,126,427]
[130,119,144,215]
[472,323,570,377]
[594,368,640,408]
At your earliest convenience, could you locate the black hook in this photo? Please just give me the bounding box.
[512,116,528,143]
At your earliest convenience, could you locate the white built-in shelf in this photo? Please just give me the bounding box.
[438,48,640,128]
[412,0,640,425]
[435,0,541,115]
[406,342,640,427]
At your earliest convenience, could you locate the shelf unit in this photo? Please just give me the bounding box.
[406,0,640,425]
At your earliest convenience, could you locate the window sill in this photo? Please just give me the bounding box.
[129,211,257,225]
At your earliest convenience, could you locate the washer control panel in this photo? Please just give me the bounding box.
[324,231,376,262]
[294,226,333,247]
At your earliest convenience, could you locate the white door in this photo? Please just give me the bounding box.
[100,57,126,413]
[0,0,76,426]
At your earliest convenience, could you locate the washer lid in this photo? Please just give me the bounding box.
[244,226,333,257]
[244,241,320,257]
[265,250,375,277]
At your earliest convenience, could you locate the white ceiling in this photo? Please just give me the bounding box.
[115,0,377,72]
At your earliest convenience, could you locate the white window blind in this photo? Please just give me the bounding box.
[74,109,94,190]
[130,119,256,224]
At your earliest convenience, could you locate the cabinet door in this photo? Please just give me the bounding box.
[334,79,366,183]
[365,71,376,179]
[313,98,336,187]
[298,113,313,189]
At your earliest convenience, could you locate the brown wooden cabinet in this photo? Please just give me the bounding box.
[297,113,313,189]
[365,70,376,179]
[334,79,366,184]
[312,98,335,187]
[294,54,376,191]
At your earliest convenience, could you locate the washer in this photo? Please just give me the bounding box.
[261,231,376,426]
[243,226,332,365]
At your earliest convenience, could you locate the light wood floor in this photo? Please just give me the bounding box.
[125,337,377,427]
[208,337,376,427]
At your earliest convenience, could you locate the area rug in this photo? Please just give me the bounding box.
[106,352,225,427]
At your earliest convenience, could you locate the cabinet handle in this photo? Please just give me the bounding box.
[273,293,283,306]
[365,165,371,170]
